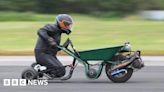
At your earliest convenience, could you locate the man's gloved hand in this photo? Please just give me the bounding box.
[48,38,57,48]
[62,29,71,35]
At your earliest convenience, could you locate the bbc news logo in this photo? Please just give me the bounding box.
[3,79,48,86]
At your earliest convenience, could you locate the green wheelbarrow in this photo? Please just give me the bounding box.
[21,38,144,83]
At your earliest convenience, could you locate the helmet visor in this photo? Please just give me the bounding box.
[66,24,72,30]
[63,21,72,30]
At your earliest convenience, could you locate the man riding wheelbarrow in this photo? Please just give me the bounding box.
[34,14,73,78]
[22,14,144,83]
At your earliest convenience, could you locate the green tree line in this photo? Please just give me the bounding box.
[0,0,164,14]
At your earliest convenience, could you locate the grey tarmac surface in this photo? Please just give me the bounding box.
[0,66,164,92]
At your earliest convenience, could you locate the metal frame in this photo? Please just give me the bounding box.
[55,38,143,80]
[57,45,122,79]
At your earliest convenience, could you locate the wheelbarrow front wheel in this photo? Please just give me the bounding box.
[105,65,133,83]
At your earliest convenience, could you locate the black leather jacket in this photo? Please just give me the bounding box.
[35,24,63,55]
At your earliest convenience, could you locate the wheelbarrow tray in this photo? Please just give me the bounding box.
[79,45,124,61]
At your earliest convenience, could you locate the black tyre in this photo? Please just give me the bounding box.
[105,54,133,83]
[21,67,38,80]
[105,65,133,83]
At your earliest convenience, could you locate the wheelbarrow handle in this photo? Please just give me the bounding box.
[56,38,71,49]
[57,38,80,57]
[69,40,80,57]
[63,38,71,48]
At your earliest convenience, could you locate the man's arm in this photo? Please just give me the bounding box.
[37,24,57,47]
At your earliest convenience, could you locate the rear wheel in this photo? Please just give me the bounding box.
[105,65,133,83]
[21,67,38,80]
[105,54,133,83]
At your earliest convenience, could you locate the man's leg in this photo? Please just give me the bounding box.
[35,51,66,77]
[45,56,66,77]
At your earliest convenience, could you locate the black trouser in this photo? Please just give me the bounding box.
[34,49,66,77]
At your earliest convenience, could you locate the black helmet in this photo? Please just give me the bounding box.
[56,14,73,35]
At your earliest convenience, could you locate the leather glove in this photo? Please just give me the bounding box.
[62,29,71,35]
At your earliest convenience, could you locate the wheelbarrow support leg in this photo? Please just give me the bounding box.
[60,58,76,80]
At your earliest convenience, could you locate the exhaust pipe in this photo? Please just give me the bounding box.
[112,61,131,70]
